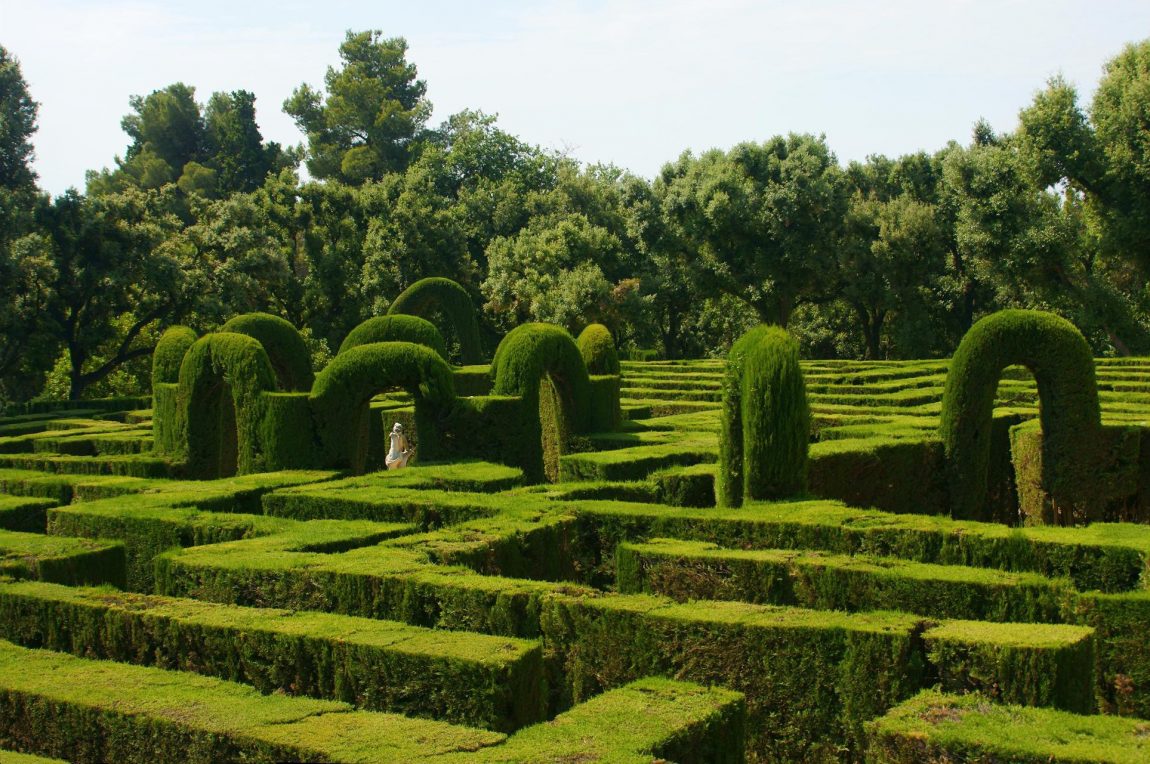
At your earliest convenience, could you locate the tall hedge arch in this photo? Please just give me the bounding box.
[338,314,448,360]
[310,341,457,472]
[151,326,198,458]
[220,313,314,392]
[388,277,484,364]
[940,309,1102,523]
[491,323,592,482]
[176,333,278,479]
[718,325,810,507]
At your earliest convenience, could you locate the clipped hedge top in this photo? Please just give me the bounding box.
[339,314,449,360]
[221,312,315,392]
[869,689,1150,763]
[577,323,620,376]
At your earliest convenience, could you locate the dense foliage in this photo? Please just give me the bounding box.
[4,35,1150,405]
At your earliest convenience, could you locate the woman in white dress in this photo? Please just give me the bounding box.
[385,422,414,469]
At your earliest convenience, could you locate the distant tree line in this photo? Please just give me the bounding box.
[2,31,1150,402]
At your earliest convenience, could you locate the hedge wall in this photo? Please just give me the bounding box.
[940,310,1102,524]
[867,690,1150,763]
[718,325,809,507]
[388,277,484,365]
[0,581,545,732]
[0,530,124,588]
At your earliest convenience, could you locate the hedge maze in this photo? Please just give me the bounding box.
[6,299,1150,761]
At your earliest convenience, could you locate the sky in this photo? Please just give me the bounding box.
[4,0,1150,195]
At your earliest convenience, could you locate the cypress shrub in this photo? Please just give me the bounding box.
[309,342,456,472]
[220,313,314,392]
[338,314,448,360]
[718,325,809,507]
[940,310,1102,523]
[176,333,277,479]
[490,324,593,482]
[388,277,484,364]
[576,323,620,375]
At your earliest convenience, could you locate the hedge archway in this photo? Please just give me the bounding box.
[491,323,592,482]
[177,333,278,479]
[388,277,484,364]
[939,309,1101,522]
[718,325,810,507]
[220,313,314,392]
[310,341,457,472]
[338,314,448,360]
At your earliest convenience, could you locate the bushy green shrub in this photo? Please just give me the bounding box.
[576,323,620,375]
[220,313,314,392]
[338,314,448,360]
[718,325,809,506]
[176,333,278,478]
[310,342,456,472]
[940,310,1102,523]
[388,277,484,364]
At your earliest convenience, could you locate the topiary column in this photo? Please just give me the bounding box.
[718,325,810,507]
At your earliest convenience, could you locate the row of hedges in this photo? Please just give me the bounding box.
[0,581,545,732]
[0,636,745,764]
[142,496,1111,761]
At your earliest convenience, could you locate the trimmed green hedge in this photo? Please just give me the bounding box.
[808,436,948,515]
[923,620,1095,714]
[575,499,1150,594]
[310,342,456,472]
[0,496,58,533]
[151,327,197,459]
[940,310,1102,523]
[718,325,809,507]
[0,530,124,588]
[0,638,505,763]
[0,581,545,732]
[176,333,278,478]
[339,314,449,361]
[221,312,315,392]
[454,676,744,764]
[615,539,1072,624]
[490,324,593,482]
[388,277,484,364]
[1012,420,1141,525]
[867,689,1150,763]
[150,325,198,387]
[540,593,922,762]
[576,323,620,375]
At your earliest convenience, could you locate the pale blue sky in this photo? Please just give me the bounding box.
[4,0,1149,195]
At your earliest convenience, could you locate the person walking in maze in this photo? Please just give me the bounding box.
[386,422,414,469]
